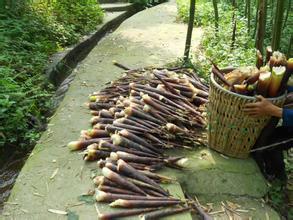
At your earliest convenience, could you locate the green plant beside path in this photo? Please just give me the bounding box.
[0,1,104,155]
[176,0,256,79]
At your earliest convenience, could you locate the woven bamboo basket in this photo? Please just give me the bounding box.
[207,70,286,159]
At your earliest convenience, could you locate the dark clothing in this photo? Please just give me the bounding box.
[283,109,293,126]
[253,86,293,181]
[253,126,293,180]
[283,86,293,126]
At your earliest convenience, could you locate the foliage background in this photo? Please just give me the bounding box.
[176,0,292,81]
[0,0,104,153]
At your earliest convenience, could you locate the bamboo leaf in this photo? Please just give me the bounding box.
[48,209,67,215]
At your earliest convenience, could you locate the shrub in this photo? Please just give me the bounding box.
[0,1,104,152]
[50,0,104,36]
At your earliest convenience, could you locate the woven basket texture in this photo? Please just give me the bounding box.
[207,72,286,158]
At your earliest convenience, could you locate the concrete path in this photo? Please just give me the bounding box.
[2,1,201,219]
[2,0,280,219]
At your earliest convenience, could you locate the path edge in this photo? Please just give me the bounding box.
[46,3,143,88]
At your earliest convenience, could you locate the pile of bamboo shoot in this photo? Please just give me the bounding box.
[212,51,292,97]
[95,159,192,219]
[67,67,211,219]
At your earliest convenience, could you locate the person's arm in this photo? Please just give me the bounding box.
[244,95,293,126]
[243,96,282,118]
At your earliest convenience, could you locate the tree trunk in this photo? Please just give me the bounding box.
[253,0,260,39]
[230,1,237,50]
[245,0,248,17]
[247,0,251,33]
[283,0,291,30]
[4,0,26,14]
[288,34,292,57]
[255,0,267,54]
[271,0,285,51]
[212,0,219,32]
[231,0,236,7]
[231,18,237,50]
[183,0,196,62]
[270,0,275,29]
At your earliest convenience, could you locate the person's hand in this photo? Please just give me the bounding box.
[243,95,283,118]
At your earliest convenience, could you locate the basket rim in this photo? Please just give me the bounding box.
[210,72,287,101]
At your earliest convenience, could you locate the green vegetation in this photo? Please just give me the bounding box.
[176,0,255,80]
[235,0,292,56]
[0,0,104,153]
[176,0,292,80]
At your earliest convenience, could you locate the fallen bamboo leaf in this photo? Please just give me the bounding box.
[222,201,240,216]
[182,145,192,149]
[265,212,270,220]
[224,208,233,220]
[194,196,208,211]
[33,192,44,197]
[20,209,29,213]
[80,166,84,180]
[95,203,101,215]
[66,202,86,208]
[31,184,38,190]
[4,202,18,205]
[209,210,225,215]
[226,201,240,210]
[50,168,59,179]
[206,203,213,212]
[48,209,67,215]
[220,154,229,159]
[261,198,265,208]
[2,212,10,216]
[235,209,249,213]
[0,132,5,139]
